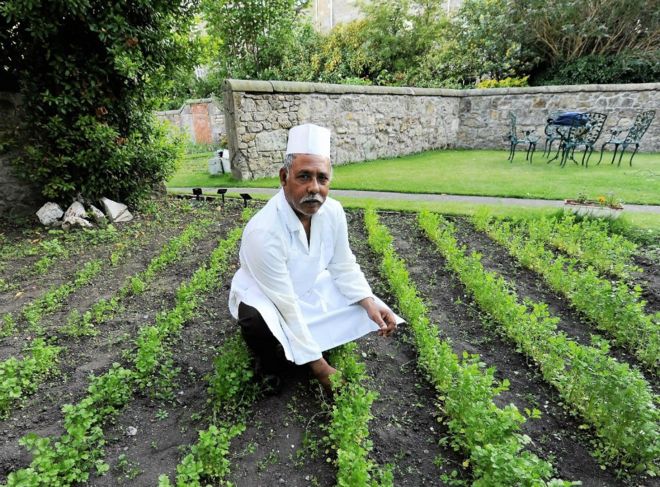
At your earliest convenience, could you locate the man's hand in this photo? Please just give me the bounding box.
[358,297,397,337]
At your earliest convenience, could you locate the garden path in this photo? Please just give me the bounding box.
[168,188,660,214]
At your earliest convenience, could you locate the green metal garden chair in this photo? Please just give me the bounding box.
[506,112,540,163]
[560,112,608,167]
[597,110,655,166]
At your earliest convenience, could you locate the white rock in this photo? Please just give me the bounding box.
[36,202,64,226]
[62,216,94,230]
[100,197,133,223]
[63,201,86,220]
[126,426,138,436]
[89,205,106,222]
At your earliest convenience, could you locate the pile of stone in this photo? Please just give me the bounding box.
[36,197,133,230]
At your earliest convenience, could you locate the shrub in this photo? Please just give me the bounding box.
[533,51,660,85]
[0,1,195,205]
[476,76,530,89]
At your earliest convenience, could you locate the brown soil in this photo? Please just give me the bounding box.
[376,211,635,486]
[0,203,656,487]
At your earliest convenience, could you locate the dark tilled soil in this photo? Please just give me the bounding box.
[1,204,656,487]
[0,209,211,362]
[0,201,245,482]
[224,368,337,487]
[347,211,467,486]
[633,250,660,316]
[89,260,241,486]
[377,211,627,486]
[451,216,658,390]
[0,202,186,317]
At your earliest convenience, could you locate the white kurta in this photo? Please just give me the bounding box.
[228,189,402,365]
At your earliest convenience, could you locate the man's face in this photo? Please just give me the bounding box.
[279,153,331,219]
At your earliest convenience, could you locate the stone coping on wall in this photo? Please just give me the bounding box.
[156,97,219,115]
[224,79,659,97]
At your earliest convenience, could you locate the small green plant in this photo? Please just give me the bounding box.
[473,210,658,372]
[365,207,571,486]
[326,343,393,487]
[424,210,659,475]
[0,339,61,417]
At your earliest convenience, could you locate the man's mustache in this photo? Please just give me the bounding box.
[300,195,324,204]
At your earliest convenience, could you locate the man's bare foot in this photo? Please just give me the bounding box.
[309,358,337,393]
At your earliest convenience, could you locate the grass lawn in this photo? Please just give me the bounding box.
[168,149,659,205]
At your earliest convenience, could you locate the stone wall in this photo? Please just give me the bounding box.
[223,80,460,180]
[155,98,226,145]
[0,93,39,215]
[456,84,660,152]
[223,80,659,180]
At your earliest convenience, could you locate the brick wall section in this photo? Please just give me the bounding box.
[223,80,659,180]
[190,102,212,144]
[0,93,40,215]
[155,98,226,144]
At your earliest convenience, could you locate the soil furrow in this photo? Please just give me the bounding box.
[452,216,658,389]
[633,252,660,316]
[380,211,623,486]
[0,217,199,362]
[88,257,241,486]
[0,205,242,481]
[0,202,194,320]
[347,210,466,486]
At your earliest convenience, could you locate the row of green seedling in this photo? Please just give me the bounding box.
[2,213,248,487]
[419,211,659,477]
[364,208,571,486]
[0,224,128,293]
[2,249,121,339]
[526,213,638,279]
[327,342,393,487]
[473,211,659,373]
[63,218,214,337]
[0,219,216,420]
[0,338,61,418]
[158,334,256,486]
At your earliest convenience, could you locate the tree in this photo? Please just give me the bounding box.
[0,1,197,205]
[425,0,535,86]
[516,0,659,66]
[203,0,309,80]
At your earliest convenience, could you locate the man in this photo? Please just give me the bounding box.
[228,123,401,392]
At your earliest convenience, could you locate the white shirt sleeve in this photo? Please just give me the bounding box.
[327,204,374,304]
[240,227,322,364]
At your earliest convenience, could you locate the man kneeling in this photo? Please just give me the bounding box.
[228,123,401,392]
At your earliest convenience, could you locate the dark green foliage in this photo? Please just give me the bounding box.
[202,0,311,80]
[0,1,195,204]
[534,51,660,85]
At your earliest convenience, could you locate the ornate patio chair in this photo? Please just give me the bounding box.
[560,112,608,167]
[597,110,655,166]
[506,112,540,163]
[542,112,564,157]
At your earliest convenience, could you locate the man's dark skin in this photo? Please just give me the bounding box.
[279,153,397,390]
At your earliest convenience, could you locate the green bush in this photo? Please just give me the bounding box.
[476,76,530,89]
[534,51,660,85]
[0,1,195,205]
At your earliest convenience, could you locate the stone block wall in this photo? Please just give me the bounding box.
[456,84,659,151]
[223,80,659,180]
[155,98,226,145]
[0,93,39,215]
[223,80,460,180]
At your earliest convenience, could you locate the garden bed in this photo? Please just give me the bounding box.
[0,200,656,486]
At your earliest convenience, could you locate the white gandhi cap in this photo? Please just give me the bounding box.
[285,123,331,158]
